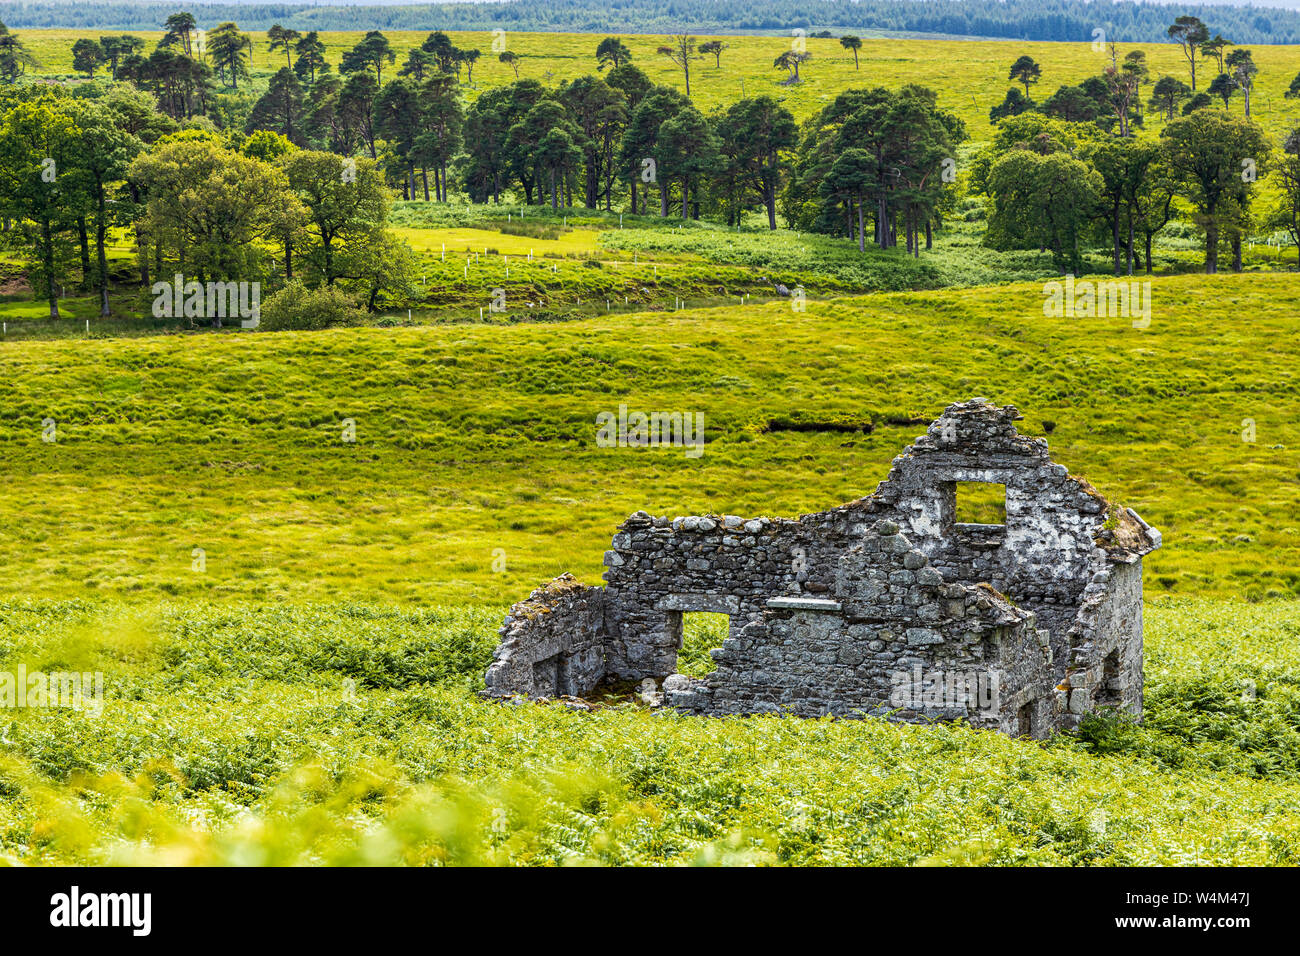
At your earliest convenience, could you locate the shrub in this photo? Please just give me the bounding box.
[259,280,364,331]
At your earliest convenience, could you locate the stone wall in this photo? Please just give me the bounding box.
[487,398,1159,738]
[664,521,1058,735]
[484,574,608,698]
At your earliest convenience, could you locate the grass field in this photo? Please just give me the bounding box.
[18,30,1300,141]
[4,262,1300,865]
[5,28,1300,867]
[1,272,1297,607]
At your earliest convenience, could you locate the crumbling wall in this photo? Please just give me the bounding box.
[489,398,1158,738]
[484,574,607,698]
[666,521,1057,735]
[867,400,1114,666]
[1056,557,1145,728]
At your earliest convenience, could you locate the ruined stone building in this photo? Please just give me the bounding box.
[485,399,1161,737]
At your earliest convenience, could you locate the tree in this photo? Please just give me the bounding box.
[658,105,719,218]
[0,24,39,82]
[461,49,481,84]
[1287,70,1300,100]
[1183,92,1214,115]
[1168,15,1210,91]
[774,49,811,85]
[207,22,252,90]
[658,35,702,98]
[342,31,395,86]
[100,35,144,80]
[1088,137,1161,274]
[421,32,458,74]
[127,46,213,120]
[561,75,627,209]
[1149,76,1191,121]
[246,68,307,146]
[510,98,583,210]
[0,100,80,317]
[460,84,525,203]
[499,51,520,79]
[162,12,198,58]
[339,72,379,158]
[618,87,689,215]
[413,76,464,202]
[72,39,105,78]
[987,149,1100,274]
[1101,45,1141,137]
[373,77,424,199]
[267,25,301,70]
[989,88,1032,122]
[399,48,437,81]
[1200,34,1230,76]
[1008,55,1042,101]
[607,63,653,113]
[1208,72,1236,109]
[1266,129,1300,268]
[716,96,797,229]
[821,148,875,250]
[595,37,632,71]
[130,140,301,306]
[68,100,143,315]
[1226,48,1258,116]
[294,32,329,84]
[1161,109,1269,272]
[1043,85,1099,122]
[698,40,728,68]
[840,35,862,70]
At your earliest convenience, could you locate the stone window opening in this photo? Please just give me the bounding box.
[533,654,571,697]
[667,611,729,677]
[952,481,1007,528]
[1092,650,1122,708]
[1017,702,1036,737]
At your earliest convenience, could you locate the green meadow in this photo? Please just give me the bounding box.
[5,253,1300,865]
[2,272,1297,606]
[3,27,1300,867]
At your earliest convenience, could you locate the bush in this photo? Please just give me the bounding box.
[258,280,364,331]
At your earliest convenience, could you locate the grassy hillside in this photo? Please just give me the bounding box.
[1,272,1297,606]
[19,30,1300,140]
[1,596,1299,865]
[2,265,1300,864]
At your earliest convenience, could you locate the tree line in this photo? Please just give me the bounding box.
[3,13,1300,331]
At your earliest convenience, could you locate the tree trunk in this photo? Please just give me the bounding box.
[857,199,864,252]
[1206,220,1218,274]
[1112,202,1122,276]
[1126,216,1135,276]
[682,178,689,219]
[422,167,431,202]
[1232,233,1242,272]
[96,191,110,317]
[78,218,91,290]
[41,218,59,319]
